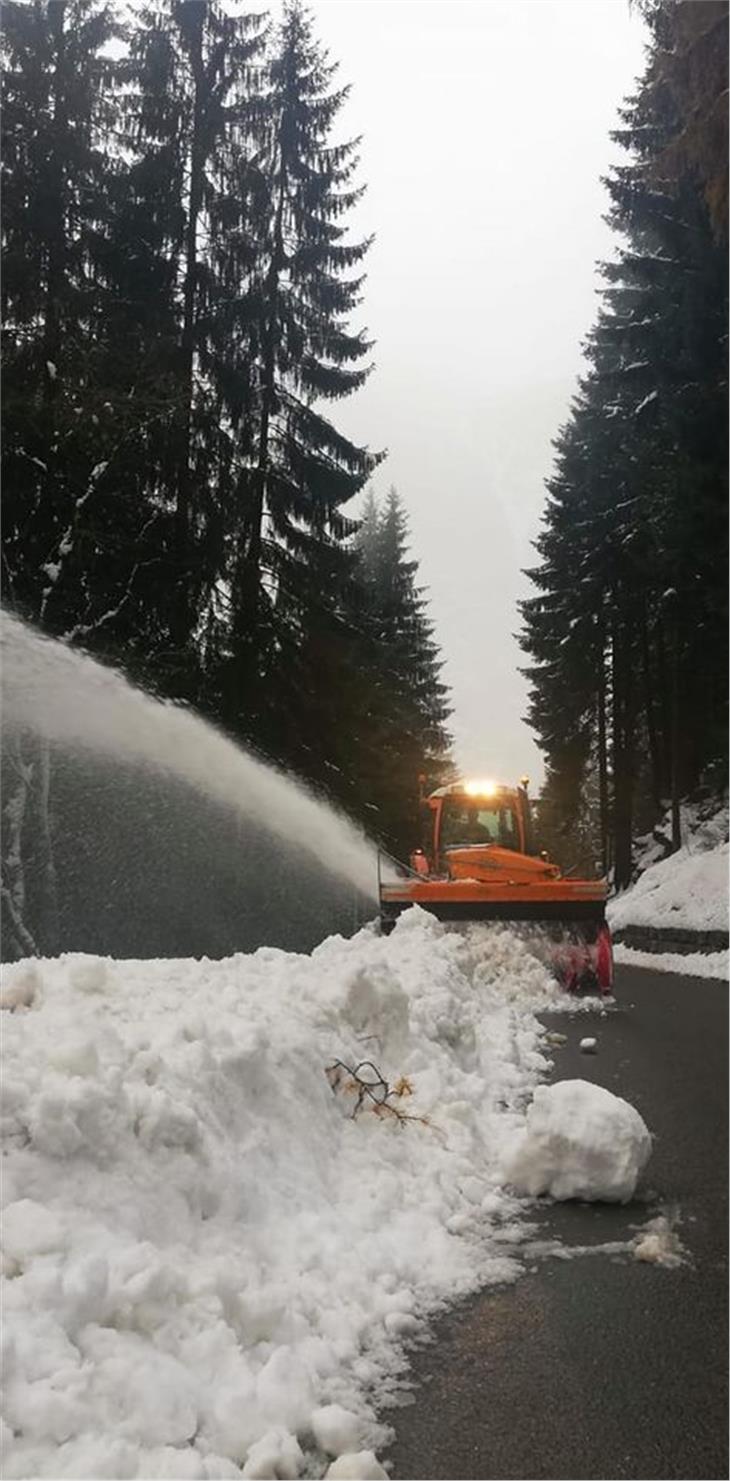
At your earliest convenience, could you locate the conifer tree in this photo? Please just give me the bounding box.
[2,0,127,634]
[520,0,728,884]
[124,0,267,684]
[222,0,378,729]
[352,488,452,854]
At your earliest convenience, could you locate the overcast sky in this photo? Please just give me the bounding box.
[295,1,648,782]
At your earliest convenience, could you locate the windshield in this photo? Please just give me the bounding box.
[440,799,520,851]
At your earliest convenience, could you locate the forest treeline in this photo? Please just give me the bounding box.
[2,0,451,857]
[521,0,728,886]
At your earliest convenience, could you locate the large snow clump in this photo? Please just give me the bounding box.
[504,1079,652,1203]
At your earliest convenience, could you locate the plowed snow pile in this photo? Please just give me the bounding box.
[1,913,610,1479]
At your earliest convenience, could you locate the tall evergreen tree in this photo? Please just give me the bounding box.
[123,0,267,685]
[520,0,728,885]
[3,0,448,866]
[221,0,378,732]
[351,488,452,854]
[1,0,127,634]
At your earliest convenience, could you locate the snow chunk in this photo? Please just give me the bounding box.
[633,1215,685,1268]
[242,1428,303,1479]
[67,956,109,994]
[579,1037,597,1053]
[504,1080,652,1202]
[311,1406,363,1458]
[2,1199,65,1260]
[1,961,41,1010]
[325,1453,388,1480]
[47,1037,99,1078]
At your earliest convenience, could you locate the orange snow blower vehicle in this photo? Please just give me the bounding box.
[379,777,613,993]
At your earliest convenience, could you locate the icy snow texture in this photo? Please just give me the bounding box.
[1,914,567,1479]
[614,944,728,979]
[504,1079,652,1202]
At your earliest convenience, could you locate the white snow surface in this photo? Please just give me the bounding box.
[608,802,728,936]
[503,1079,652,1203]
[325,1454,387,1479]
[0,912,588,1480]
[613,944,728,979]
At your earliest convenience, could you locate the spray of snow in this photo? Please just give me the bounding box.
[1,612,376,901]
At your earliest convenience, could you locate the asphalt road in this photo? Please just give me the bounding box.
[385,964,728,1481]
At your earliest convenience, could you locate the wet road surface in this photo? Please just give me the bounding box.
[385,965,728,1480]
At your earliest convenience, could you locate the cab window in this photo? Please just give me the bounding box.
[441,802,519,850]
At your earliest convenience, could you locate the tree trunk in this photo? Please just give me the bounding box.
[639,595,663,810]
[174,17,206,653]
[243,142,287,607]
[611,600,634,891]
[668,599,682,852]
[597,644,609,877]
[44,2,67,397]
[655,617,672,798]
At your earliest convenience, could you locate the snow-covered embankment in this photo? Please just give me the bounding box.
[608,801,729,978]
[1,913,580,1480]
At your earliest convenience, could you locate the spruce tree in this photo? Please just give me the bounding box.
[352,488,452,855]
[124,0,267,686]
[1,0,127,635]
[520,0,728,884]
[221,0,378,735]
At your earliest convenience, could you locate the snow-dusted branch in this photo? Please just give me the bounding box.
[39,459,110,623]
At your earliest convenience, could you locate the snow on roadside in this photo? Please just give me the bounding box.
[614,943,728,980]
[608,807,728,938]
[1,913,571,1481]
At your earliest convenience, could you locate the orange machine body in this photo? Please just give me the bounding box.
[379,780,612,992]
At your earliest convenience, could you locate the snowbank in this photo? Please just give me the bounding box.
[614,944,728,980]
[503,1080,652,1203]
[1,914,570,1480]
[608,802,728,938]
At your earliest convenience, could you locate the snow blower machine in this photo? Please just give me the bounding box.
[378,777,613,994]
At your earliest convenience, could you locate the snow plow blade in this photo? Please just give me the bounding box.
[379,883,613,994]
